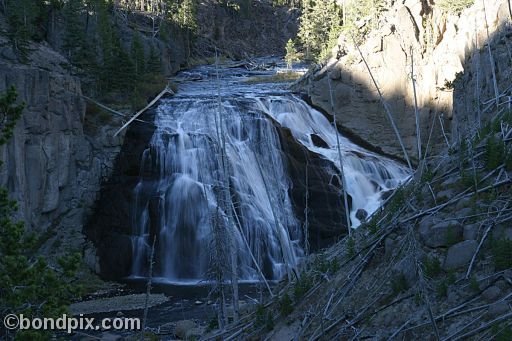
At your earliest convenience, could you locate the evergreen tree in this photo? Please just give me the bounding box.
[285,39,299,69]
[5,0,41,59]
[146,43,162,74]
[297,0,341,61]
[0,87,24,146]
[297,0,314,60]
[63,0,86,63]
[177,0,197,59]
[131,31,146,82]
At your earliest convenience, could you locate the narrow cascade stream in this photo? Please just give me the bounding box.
[129,62,410,284]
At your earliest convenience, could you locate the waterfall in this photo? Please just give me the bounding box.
[254,96,410,227]
[129,84,410,283]
[131,97,301,282]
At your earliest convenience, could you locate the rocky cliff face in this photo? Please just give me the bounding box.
[0,36,125,260]
[195,0,299,58]
[297,0,512,162]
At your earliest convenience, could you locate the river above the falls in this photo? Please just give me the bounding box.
[124,58,410,285]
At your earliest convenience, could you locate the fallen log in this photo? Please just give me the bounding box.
[114,85,174,137]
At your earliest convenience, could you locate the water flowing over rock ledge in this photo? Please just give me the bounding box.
[86,62,409,282]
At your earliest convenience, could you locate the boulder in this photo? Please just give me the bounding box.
[487,301,509,318]
[482,286,501,302]
[436,189,455,202]
[279,127,348,250]
[175,320,197,339]
[355,208,368,221]
[419,220,462,248]
[443,240,478,270]
[463,224,479,240]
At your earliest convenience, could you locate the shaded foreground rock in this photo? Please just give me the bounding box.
[443,240,478,270]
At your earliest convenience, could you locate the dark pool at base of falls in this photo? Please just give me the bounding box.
[85,58,410,286]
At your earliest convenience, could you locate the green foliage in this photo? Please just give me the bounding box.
[391,273,408,295]
[131,31,146,84]
[0,87,25,145]
[285,39,300,68]
[313,254,339,274]
[367,219,378,234]
[422,257,442,278]
[492,324,512,341]
[485,135,505,170]
[297,0,341,61]
[445,226,460,246]
[255,304,274,331]
[255,304,266,326]
[63,0,87,63]
[5,0,41,59]
[469,276,480,292]
[492,237,512,270]
[421,168,435,183]
[437,0,474,14]
[346,236,355,258]
[387,187,406,215]
[207,316,218,331]
[278,293,293,316]
[436,280,449,297]
[293,273,313,300]
[340,0,386,43]
[0,87,82,340]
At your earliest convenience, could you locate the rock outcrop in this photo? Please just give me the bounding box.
[87,111,347,279]
[296,0,512,162]
[0,36,124,260]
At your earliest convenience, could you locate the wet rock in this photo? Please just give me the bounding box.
[280,127,348,250]
[310,134,330,148]
[419,220,462,248]
[443,240,478,270]
[355,208,368,221]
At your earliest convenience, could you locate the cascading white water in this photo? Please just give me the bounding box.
[131,97,302,282]
[129,62,410,283]
[254,96,411,227]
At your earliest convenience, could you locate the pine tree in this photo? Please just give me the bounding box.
[63,0,86,63]
[146,43,162,74]
[297,0,341,61]
[177,0,197,59]
[5,0,41,59]
[0,87,24,146]
[297,0,314,60]
[131,31,146,82]
[285,39,299,69]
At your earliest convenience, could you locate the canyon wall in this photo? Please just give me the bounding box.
[297,0,512,162]
[0,36,125,261]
